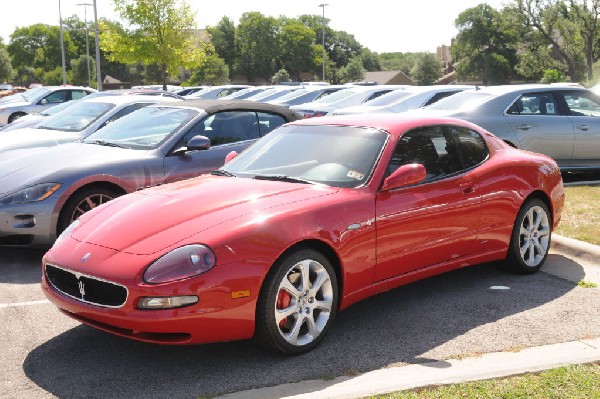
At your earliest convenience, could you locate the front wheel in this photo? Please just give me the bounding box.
[254,249,338,355]
[57,187,120,234]
[505,198,551,274]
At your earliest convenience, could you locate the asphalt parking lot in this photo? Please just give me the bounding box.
[1,244,599,399]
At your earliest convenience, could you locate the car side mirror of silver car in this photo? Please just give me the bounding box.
[381,163,426,191]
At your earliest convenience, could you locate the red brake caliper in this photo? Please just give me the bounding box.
[276,289,292,327]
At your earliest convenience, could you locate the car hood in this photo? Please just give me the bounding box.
[0,143,145,195]
[71,175,340,255]
[0,100,30,108]
[0,128,79,153]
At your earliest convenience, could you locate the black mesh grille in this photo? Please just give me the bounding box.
[45,264,128,308]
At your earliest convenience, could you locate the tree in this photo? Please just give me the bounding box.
[452,4,518,84]
[0,48,12,83]
[71,55,95,87]
[339,57,365,83]
[271,68,291,84]
[207,17,236,79]
[236,12,279,81]
[360,48,381,71]
[411,53,442,85]
[101,0,207,90]
[510,0,585,82]
[8,24,76,72]
[568,0,600,81]
[379,52,423,75]
[278,21,320,80]
[188,53,229,85]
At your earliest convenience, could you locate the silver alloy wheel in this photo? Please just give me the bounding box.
[274,258,334,346]
[518,205,550,267]
[70,193,115,223]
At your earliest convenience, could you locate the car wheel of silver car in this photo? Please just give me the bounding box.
[57,187,120,234]
[8,112,26,123]
[506,198,551,274]
[255,248,338,355]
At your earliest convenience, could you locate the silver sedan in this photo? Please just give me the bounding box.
[420,83,600,171]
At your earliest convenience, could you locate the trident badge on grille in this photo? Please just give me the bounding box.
[78,280,86,298]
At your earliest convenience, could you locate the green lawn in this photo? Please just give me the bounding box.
[555,186,600,245]
[368,363,600,399]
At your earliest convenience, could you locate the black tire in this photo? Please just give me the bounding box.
[505,198,551,274]
[254,248,338,355]
[8,112,26,123]
[57,187,120,234]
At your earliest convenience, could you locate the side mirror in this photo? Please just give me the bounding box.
[186,135,211,151]
[225,151,238,163]
[39,98,48,105]
[381,163,426,191]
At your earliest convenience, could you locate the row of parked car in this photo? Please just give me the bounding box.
[0,80,571,355]
[1,81,598,247]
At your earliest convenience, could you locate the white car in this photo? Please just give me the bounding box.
[290,85,405,117]
[0,86,96,125]
[184,85,252,99]
[332,85,475,115]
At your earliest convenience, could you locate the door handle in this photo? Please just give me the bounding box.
[576,124,589,131]
[460,183,476,194]
[516,124,531,130]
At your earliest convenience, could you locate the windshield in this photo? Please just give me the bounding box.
[273,89,310,102]
[222,124,388,188]
[23,87,50,102]
[312,88,358,104]
[83,106,199,150]
[222,87,265,99]
[37,101,113,132]
[39,100,76,116]
[427,91,493,111]
[362,90,409,106]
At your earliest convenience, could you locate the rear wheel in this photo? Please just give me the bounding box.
[505,198,551,274]
[57,187,120,234]
[255,249,338,355]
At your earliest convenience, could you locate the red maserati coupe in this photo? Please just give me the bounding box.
[42,114,565,355]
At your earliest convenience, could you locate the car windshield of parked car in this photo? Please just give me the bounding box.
[310,88,354,104]
[22,87,50,102]
[83,106,199,150]
[36,101,114,132]
[39,100,77,116]
[362,90,410,106]
[426,91,493,112]
[221,124,388,188]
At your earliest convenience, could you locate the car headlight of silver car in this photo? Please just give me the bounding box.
[143,244,216,284]
[0,183,61,206]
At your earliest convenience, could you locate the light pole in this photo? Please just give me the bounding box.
[58,0,67,85]
[78,2,93,88]
[318,3,328,82]
[92,0,102,90]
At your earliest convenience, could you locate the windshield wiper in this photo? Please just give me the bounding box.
[87,140,126,148]
[253,174,314,184]
[211,169,236,177]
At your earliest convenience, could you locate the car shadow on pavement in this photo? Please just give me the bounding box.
[23,262,594,399]
[0,248,47,284]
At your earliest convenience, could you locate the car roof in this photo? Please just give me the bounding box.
[79,94,181,105]
[469,83,588,95]
[149,99,303,120]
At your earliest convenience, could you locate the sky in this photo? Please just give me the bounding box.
[0,0,508,54]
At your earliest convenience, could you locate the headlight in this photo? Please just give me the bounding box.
[0,183,61,206]
[143,244,216,284]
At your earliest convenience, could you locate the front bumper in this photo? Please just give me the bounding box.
[0,200,59,247]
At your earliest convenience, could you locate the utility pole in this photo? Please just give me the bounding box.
[78,2,93,88]
[58,0,67,85]
[93,0,102,90]
[318,3,328,82]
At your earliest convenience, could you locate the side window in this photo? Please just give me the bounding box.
[71,90,89,100]
[454,127,489,168]
[507,93,558,115]
[201,111,260,146]
[257,112,287,136]
[561,91,600,116]
[387,126,462,181]
[364,90,393,102]
[44,90,68,104]
[423,91,460,107]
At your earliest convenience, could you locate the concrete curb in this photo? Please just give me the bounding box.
[548,234,600,285]
[219,339,600,399]
[551,234,600,264]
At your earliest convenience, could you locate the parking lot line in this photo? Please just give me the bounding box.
[0,299,50,309]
